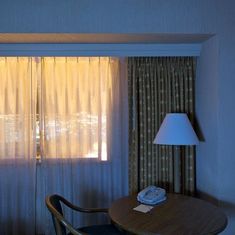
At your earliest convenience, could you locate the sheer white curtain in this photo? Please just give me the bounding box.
[40,57,113,160]
[36,57,128,235]
[0,57,37,235]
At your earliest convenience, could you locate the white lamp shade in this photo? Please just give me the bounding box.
[153,113,199,146]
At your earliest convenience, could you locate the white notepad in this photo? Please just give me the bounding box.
[133,204,153,213]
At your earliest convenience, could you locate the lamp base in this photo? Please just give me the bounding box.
[174,146,181,193]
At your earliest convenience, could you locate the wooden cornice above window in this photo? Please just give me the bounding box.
[0,33,213,56]
[0,33,212,44]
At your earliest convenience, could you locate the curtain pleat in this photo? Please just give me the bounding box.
[0,57,37,235]
[36,57,128,235]
[0,57,128,235]
[128,57,196,195]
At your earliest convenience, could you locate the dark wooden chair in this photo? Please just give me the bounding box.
[45,194,125,235]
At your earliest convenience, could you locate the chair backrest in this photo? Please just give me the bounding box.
[46,194,83,235]
[46,194,108,235]
[46,194,67,235]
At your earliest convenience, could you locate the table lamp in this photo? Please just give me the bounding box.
[153,113,199,193]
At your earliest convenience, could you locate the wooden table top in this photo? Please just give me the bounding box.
[109,194,227,235]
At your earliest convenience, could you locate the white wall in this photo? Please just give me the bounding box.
[0,0,217,33]
[196,36,219,201]
[1,0,235,234]
[216,1,235,233]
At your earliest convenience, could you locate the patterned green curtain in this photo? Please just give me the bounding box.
[128,57,196,196]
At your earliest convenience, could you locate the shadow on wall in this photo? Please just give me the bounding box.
[197,190,235,235]
[197,190,220,205]
[194,115,205,142]
[0,219,35,235]
[71,188,111,227]
[219,200,235,235]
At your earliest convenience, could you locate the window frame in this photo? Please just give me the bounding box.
[0,42,200,163]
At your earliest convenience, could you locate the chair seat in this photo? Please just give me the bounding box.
[69,224,125,235]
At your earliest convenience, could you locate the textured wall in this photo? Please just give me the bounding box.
[0,0,217,33]
[196,36,219,201]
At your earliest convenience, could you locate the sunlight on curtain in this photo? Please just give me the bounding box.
[0,57,37,235]
[0,57,128,235]
[36,57,128,235]
[0,57,36,159]
[40,57,116,161]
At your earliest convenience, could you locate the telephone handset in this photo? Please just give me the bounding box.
[137,185,166,205]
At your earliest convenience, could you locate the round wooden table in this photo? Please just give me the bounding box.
[109,194,227,235]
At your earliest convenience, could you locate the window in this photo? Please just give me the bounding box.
[0,57,120,161]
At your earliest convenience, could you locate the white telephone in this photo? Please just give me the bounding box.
[137,185,166,205]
